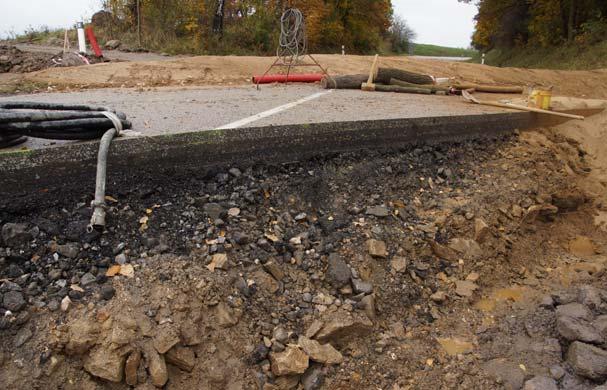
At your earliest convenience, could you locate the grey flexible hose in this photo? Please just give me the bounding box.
[277,8,307,65]
[88,111,123,232]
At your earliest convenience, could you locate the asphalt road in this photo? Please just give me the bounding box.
[0,84,513,150]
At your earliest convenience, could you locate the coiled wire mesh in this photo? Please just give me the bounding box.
[277,8,307,65]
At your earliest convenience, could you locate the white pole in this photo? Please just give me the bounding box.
[341,45,345,56]
[77,22,86,53]
[482,53,486,65]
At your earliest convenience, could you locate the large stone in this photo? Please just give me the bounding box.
[302,365,325,390]
[430,241,459,261]
[595,316,607,338]
[264,261,285,281]
[153,324,180,354]
[144,343,168,387]
[556,303,592,321]
[557,316,603,344]
[214,302,240,328]
[3,291,26,312]
[449,238,482,260]
[326,253,351,288]
[270,346,309,376]
[474,218,490,243]
[578,285,603,310]
[390,256,407,272]
[366,239,388,258]
[203,203,225,220]
[455,280,478,297]
[298,336,343,364]
[253,270,280,294]
[523,376,558,390]
[366,206,390,217]
[567,341,607,380]
[66,318,100,355]
[1,223,33,247]
[56,243,80,259]
[484,358,525,390]
[351,279,373,294]
[315,311,373,345]
[166,345,196,372]
[125,350,141,386]
[84,346,126,383]
[104,39,121,49]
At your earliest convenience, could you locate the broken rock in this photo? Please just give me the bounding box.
[214,302,239,328]
[315,311,373,345]
[207,253,229,272]
[567,341,607,380]
[153,324,180,354]
[84,346,126,383]
[366,239,388,258]
[523,376,558,390]
[66,318,99,355]
[484,358,525,390]
[326,253,351,288]
[125,350,141,386]
[144,343,169,387]
[298,336,343,365]
[166,345,196,372]
[390,256,407,272]
[556,316,603,344]
[455,280,478,297]
[270,346,309,376]
[474,218,490,243]
[449,238,482,260]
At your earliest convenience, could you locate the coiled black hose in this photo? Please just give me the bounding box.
[0,102,132,145]
[0,102,132,232]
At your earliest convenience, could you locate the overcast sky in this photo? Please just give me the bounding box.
[0,0,477,48]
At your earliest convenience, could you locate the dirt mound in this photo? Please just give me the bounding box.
[0,45,53,73]
[0,45,107,74]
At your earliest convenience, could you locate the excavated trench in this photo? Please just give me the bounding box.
[1,113,607,389]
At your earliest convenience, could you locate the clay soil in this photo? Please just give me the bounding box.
[1,53,607,98]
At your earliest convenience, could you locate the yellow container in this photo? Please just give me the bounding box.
[528,88,552,110]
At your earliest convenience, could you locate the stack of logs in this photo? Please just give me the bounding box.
[321,68,524,95]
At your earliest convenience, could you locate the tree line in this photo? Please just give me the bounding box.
[460,0,607,51]
[96,0,415,55]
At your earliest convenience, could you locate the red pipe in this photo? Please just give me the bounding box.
[85,27,103,58]
[252,74,323,84]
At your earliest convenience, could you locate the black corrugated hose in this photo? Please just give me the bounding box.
[0,102,132,147]
[0,102,133,232]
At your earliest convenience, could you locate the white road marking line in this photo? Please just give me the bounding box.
[216,90,334,130]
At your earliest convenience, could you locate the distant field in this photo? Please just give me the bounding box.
[411,43,477,58]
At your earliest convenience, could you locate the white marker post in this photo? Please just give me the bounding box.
[342,45,345,56]
[482,53,486,65]
[77,22,86,53]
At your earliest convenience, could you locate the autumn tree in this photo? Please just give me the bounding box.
[461,0,607,50]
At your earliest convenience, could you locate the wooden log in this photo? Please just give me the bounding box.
[362,54,380,91]
[373,84,432,95]
[389,78,449,93]
[452,83,524,94]
[321,74,368,89]
[376,68,434,85]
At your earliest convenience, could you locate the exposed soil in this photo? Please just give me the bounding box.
[1,53,607,98]
[0,45,107,75]
[1,105,607,389]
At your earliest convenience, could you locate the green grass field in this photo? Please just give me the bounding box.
[484,41,607,70]
[411,43,477,58]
